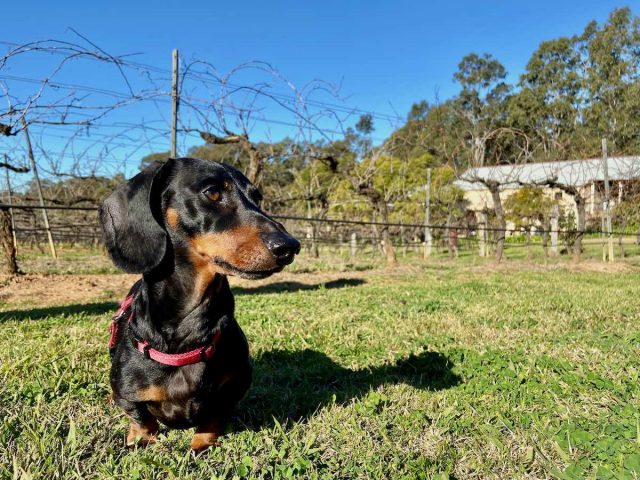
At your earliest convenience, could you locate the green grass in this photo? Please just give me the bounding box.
[1,264,640,479]
[13,233,640,275]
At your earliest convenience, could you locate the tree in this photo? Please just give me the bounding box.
[509,37,583,159]
[288,153,339,258]
[505,187,554,258]
[312,117,400,267]
[453,53,511,168]
[581,8,640,154]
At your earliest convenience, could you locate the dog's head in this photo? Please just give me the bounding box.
[99,158,300,279]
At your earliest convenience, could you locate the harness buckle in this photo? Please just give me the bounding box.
[200,345,213,362]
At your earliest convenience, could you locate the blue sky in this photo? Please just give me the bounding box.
[2,1,638,178]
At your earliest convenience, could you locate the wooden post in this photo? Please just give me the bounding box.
[3,159,17,252]
[0,207,18,274]
[602,138,614,262]
[22,119,57,259]
[171,49,180,158]
[423,167,432,258]
[550,204,559,256]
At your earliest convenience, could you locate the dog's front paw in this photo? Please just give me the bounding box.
[190,432,221,453]
[126,420,158,448]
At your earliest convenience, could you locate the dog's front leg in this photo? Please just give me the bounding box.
[190,416,226,452]
[114,396,159,447]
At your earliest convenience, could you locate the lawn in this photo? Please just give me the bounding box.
[0,260,639,479]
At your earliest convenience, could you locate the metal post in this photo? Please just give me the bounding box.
[22,119,57,259]
[3,156,17,252]
[171,49,180,158]
[423,167,432,258]
[602,138,614,262]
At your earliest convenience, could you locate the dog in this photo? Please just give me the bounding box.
[99,157,300,451]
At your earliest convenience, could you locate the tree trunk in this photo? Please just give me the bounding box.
[573,194,586,261]
[0,208,19,275]
[377,199,398,267]
[541,226,548,266]
[246,150,263,186]
[618,218,628,258]
[489,185,506,262]
[311,224,319,259]
[618,232,625,258]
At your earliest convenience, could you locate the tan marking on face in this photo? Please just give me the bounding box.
[187,250,224,299]
[137,385,168,402]
[189,225,276,274]
[165,208,180,231]
[126,417,159,447]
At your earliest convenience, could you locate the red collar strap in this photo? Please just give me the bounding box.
[134,334,219,366]
[108,286,221,367]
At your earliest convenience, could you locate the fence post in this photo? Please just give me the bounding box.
[171,49,180,158]
[22,119,57,259]
[423,167,432,258]
[350,232,357,259]
[477,211,488,257]
[602,138,614,262]
[550,204,559,256]
[4,162,17,253]
[0,207,18,274]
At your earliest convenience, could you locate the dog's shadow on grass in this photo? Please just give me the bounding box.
[237,348,460,429]
[0,302,118,323]
[232,278,366,295]
[0,278,366,322]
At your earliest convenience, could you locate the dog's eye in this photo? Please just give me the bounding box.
[203,188,222,202]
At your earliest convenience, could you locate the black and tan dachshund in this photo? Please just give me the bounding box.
[99,157,300,451]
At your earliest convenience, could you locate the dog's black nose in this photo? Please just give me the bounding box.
[264,233,301,266]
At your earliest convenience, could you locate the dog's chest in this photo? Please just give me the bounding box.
[137,363,206,402]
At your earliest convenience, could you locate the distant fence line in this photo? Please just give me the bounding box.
[0,203,635,236]
[2,202,639,266]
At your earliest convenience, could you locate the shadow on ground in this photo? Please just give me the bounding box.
[0,278,366,322]
[232,278,366,295]
[0,301,117,323]
[237,348,460,429]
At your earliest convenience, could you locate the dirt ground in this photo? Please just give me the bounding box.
[1,256,637,309]
[0,269,376,308]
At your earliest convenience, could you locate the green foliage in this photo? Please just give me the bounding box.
[504,187,554,228]
[386,7,640,168]
[613,193,640,231]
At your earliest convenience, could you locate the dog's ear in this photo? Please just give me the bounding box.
[99,159,175,273]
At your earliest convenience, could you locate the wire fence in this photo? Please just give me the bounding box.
[2,203,638,270]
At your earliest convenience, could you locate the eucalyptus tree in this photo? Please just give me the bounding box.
[509,37,583,160]
[453,53,512,168]
[580,7,640,155]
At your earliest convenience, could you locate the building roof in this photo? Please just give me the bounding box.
[457,156,640,191]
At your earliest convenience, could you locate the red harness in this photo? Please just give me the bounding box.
[108,288,220,367]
